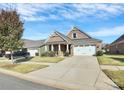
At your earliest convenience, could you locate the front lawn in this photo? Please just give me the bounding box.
[0,62,11,67]
[0,57,11,62]
[97,54,124,66]
[0,56,64,74]
[30,56,64,63]
[103,70,124,89]
[1,64,48,74]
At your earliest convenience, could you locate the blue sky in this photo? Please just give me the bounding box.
[0,3,124,44]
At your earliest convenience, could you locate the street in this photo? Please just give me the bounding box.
[0,72,59,90]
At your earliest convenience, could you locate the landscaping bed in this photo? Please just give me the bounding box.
[103,70,124,89]
[97,54,124,66]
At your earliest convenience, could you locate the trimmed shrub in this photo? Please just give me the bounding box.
[48,51,56,57]
[41,52,48,57]
[41,51,56,57]
[64,52,70,57]
[96,50,103,56]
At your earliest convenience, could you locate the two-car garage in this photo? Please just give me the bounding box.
[73,45,96,56]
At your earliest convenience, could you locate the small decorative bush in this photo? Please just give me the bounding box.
[48,51,56,57]
[96,50,103,56]
[41,52,47,57]
[41,51,56,57]
[64,52,70,57]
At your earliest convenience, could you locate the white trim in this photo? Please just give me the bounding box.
[51,44,54,51]
[66,44,69,52]
[58,44,61,51]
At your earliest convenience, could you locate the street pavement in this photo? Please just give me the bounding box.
[0,72,59,90]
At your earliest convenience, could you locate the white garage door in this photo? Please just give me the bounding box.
[28,49,38,56]
[74,46,96,56]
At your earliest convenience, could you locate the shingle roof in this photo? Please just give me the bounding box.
[111,34,124,45]
[72,38,102,45]
[45,29,101,45]
[22,39,45,48]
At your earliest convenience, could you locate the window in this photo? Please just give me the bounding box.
[73,33,77,38]
[80,45,84,47]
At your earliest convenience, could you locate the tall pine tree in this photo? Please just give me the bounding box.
[0,9,24,63]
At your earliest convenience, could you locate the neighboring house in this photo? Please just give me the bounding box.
[103,44,110,53]
[23,27,102,56]
[109,34,124,54]
[22,39,45,56]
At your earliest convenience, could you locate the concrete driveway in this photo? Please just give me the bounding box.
[27,56,119,90]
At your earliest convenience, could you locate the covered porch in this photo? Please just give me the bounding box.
[44,43,72,56]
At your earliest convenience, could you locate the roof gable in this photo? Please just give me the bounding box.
[45,31,72,44]
[67,27,91,39]
[72,38,102,45]
[111,34,124,45]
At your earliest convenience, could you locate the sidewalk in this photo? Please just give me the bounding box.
[100,65,124,71]
[27,56,119,90]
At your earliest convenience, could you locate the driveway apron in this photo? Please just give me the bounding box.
[27,56,119,90]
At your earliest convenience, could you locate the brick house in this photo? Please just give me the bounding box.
[108,34,124,54]
[23,27,102,56]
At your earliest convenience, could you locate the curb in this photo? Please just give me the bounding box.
[0,68,93,90]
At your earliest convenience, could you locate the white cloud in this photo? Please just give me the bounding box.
[72,4,124,19]
[88,25,124,37]
[16,4,61,21]
[0,3,124,21]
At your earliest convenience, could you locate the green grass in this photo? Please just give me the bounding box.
[0,57,11,62]
[103,70,124,89]
[30,56,64,63]
[1,64,48,74]
[0,56,64,74]
[97,54,124,66]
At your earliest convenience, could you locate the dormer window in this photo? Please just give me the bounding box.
[73,33,77,38]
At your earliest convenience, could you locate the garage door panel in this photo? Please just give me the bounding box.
[28,49,38,56]
[74,46,96,56]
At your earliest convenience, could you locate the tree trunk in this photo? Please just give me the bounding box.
[10,51,14,64]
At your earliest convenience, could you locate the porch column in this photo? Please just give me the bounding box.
[58,44,61,56]
[45,45,47,51]
[58,44,61,51]
[51,44,54,51]
[66,44,69,52]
